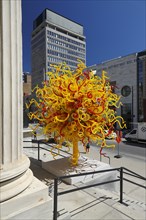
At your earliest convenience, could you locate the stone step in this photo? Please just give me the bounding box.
[1,177,52,219]
[68,192,145,220]
[90,188,146,219]
[59,186,146,220]
[93,188,146,210]
[8,199,53,220]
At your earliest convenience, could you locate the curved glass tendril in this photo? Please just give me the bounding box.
[26,61,126,165]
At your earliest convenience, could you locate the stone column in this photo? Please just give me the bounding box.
[0,0,33,202]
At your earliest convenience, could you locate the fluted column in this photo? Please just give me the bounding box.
[0,0,33,202]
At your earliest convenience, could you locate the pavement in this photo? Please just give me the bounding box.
[23,135,146,220]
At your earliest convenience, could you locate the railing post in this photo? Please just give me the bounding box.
[53,178,58,220]
[100,154,102,161]
[108,156,110,165]
[38,141,40,161]
[120,167,123,203]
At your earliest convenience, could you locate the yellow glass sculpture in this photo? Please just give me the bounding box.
[26,61,126,165]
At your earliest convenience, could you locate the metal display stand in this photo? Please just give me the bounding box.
[114,142,122,158]
[114,130,122,158]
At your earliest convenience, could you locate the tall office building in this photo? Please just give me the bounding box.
[23,72,31,96]
[23,72,32,127]
[31,9,86,89]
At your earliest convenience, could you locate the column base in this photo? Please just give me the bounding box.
[1,177,52,220]
[0,169,33,202]
[0,155,33,202]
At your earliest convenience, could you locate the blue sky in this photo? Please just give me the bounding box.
[22,0,146,72]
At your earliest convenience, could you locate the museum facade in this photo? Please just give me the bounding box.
[87,50,146,128]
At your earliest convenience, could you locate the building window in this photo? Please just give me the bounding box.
[121,86,131,97]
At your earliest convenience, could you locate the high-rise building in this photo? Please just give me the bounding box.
[23,72,31,96]
[87,50,146,128]
[23,72,32,128]
[31,8,86,89]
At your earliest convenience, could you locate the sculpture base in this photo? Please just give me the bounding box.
[42,156,118,191]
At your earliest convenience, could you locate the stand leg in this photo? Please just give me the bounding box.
[114,142,122,158]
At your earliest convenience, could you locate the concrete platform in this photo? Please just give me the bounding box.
[42,156,118,191]
[23,128,33,138]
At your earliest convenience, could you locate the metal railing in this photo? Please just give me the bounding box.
[53,167,120,220]
[23,139,111,164]
[23,139,72,161]
[23,140,146,220]
[53,167,146,220]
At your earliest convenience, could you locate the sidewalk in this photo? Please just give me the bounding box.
[23,138,146,219]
